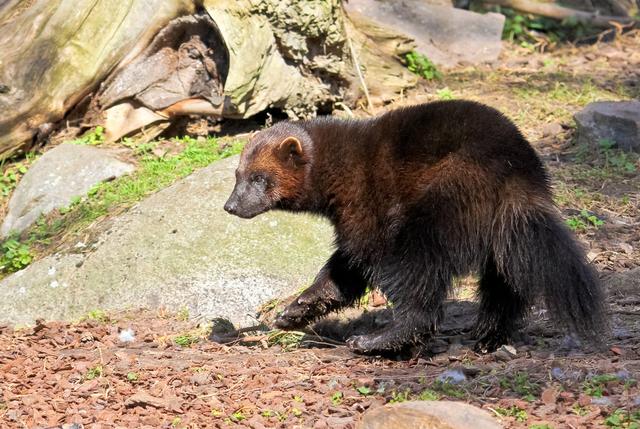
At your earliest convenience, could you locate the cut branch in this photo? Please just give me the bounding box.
[486,0,637,27]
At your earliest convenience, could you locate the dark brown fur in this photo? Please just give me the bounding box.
[224,100,607,353]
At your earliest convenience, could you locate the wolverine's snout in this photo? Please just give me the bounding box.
[223,178,270,219]
[223,198,238,215]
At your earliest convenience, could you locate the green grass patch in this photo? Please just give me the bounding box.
[267,330,305,351]
[388,387,443,403]
[416,389,440,401]
[70,126,105,146]
[500,372,540,401]
[495,6,595,46]
[432,380,466,399]
[565,209,604,232]
[553,185,602,209]
[331,391,343,406]
[598,139,638,173]
[84,364,104,380]
[75,136,243,224]
[81,309,110,323]
[0,159,31,198]
[436,87,455,100]
[174,333,200,348]
[583,373,621,398]
[495,405,529,422]
[176,306,190,322]
[356,386,373,396]
[389,389,411,403]
[229,410,247,422]
[0,135,244,277]
[0,238,33,273]
[605,408,640,428]
[404,51,442,80]
[514,80,613,107]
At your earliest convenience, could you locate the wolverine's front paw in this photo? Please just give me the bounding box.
[347,328,420,354]
[273,301,312,330]
[346,334,381,354]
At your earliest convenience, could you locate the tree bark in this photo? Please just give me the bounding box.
[0,0,417,160]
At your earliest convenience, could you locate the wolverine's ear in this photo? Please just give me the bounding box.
[277,136,304,165]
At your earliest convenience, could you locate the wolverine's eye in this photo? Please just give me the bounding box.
[251,174,267,188]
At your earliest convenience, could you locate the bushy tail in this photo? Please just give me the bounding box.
[493,208,608,342]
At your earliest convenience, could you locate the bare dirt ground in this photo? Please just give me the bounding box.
[1,32,640,429]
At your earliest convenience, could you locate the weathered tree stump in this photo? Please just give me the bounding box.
[0,0,416,160]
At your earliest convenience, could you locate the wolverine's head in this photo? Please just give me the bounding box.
[224,122,312,219]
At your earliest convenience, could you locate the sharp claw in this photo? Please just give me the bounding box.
[346,335,369,353]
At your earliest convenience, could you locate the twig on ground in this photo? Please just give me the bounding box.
[345,26,373,111]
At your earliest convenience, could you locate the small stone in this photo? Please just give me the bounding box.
[118,328,135,343]
[541,122,563,137]
[80,331,94,343]
[1,143,135,237]
[494,345,517,361]
[358,401,502,429]
[190,372,210,386]
[591,396,614,407]
[578,394,592,407]
[436,369,466,384]
[326,416,355,427]
[0,156,332,327]
[615,369,631,380]
[559,391,575,402]
[541,387,558,405]
[246,416,267,429]
[344,0,504,67]
[574,101,640,152]
[619,243,633,254]
[313,418,329,429]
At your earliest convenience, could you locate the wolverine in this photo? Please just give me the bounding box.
[224,100,606,353]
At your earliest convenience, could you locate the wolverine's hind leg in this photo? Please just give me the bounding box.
[274,249,368,330]
[473,255,531,352]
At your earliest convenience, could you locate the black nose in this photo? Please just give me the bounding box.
[224,200,237,214]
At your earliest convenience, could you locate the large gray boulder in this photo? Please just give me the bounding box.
[574,101,640,152]
[1,143,135,237]
[343,0,505,68]
[0,156,333,326]
[358,401,503,429]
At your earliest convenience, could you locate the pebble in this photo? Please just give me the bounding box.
[118,328,136,343]
[591,396,614,407]
[437,369,466,384]
[494,345,517,361]
[541,122,563,137]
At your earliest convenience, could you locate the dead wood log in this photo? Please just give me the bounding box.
[485,0,637,27]
[0,0,417,160]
